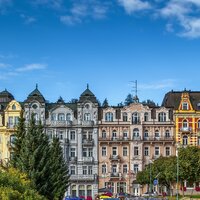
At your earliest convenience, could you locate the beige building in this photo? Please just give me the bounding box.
[98,100,175,196]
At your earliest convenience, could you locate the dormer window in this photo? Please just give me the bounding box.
[58,113,65,121]
[84,113,91,121]
[123,112,128,122]
[66,113,71,121]
[182,102,188,110]
[51,113,56,121]
[144,112,148,121]
[158,112,166,122]
[32,104,38,109]
[85,104,90,109]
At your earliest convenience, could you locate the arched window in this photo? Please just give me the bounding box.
[183,119,188,128]
[132,112,140,124]
[66,113,71,121]
[71,185,77,197]
[105,112,113,121]
[133,128,139,138]
[84,113,91,121]
[58,113,65,121]
[78,185,85,197]
[102,164,107,174]
[144,112,148,122]
[123,112,128,122]
[34,113,39,121]
[183,135,188,145]
[112,130,117,139]
[51,113,56,121]
[158,112,166,122]
[12,104,16,110]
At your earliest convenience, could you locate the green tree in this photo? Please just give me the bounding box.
[11,111,26,168]
[49,137,70,200]
[124,94,133,106]
[0,167,46,200]
[16,114,52,198]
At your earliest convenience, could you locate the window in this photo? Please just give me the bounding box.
[165,147,170,156]
[88,148,93,157]
[102,130,106,138]
[59,130,64,140]
[71,185,76,197]
[165,130,170,137]
[102,147,107,156]
[51,113,56,121]
[133,128,139,137]
[70,148,76,157]
[183,119,188,128]
[70,131,75,140]
[123,164,128,173]
[12,104,16,110]
[144,130,148,138]
[79,185,85,197]
[117,182,126,193]
[155,147,160,156]
[88,166,93,174]
[85,104,90,109]
[123,112,128,121]
[112,164,117,173]
[134,146,139,156]
[144,147,149,156]
[123,131,128,138]
[58,113,65,121]
[83,132,87,140]
[8,116,13,127]
[197,103,200,110]
[83,166,87,174]
[155,130,160,138]
[47,130,53,139]
[182,102,188,110]
[87,185,92,197]
[105,112,113,122]
[84,113,91,121]
[10,135,16,146]
[112,147,117,156]
[83,148,87,157]
[183,135,188,145]
[158,112,166,122]
[123,147,128,156]
[112,130,117,139]
[66,113,71,121]
[70,166,76,175]
[102,164,106,174]
[34,113,39,121]
[198,120,200,129]
[88,132,92,140]
[133,164,139,173]
[132,112,140,124]
[32,104,38,109]
[144,112,148,121]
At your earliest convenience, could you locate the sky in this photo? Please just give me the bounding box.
[1,0,200,106]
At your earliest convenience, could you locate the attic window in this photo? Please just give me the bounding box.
[32,104,38,109]
[12,104,16,110]
[182,102,188,110]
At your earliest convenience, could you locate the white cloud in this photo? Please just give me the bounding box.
[0,0,12,13]
[16,63,47,72]
[60,15,81,25]
[139,79,176,90]
[118,0,151,14]
[0,63,10,68]
[20,14,36,24]
[31,0,63,10]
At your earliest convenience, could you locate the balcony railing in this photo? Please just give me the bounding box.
[110,172,120,177]
[70,174,95,181]
[179,127,192,132]
[48,120,72,127]
[68,157,77,163]
[99,137,130,141]
[110,155,120,161]
[143,136,174,141]
[82,139,94,146]
[82,121,95,126]
[82,157,94,163]
[132,136,141,141]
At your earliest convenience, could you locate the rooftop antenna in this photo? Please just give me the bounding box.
[130,80,139,103]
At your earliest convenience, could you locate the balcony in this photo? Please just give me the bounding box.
[110,172,119,177]
[70,174,95,181]
[82,157,94,163]
[82,120,94,126]
[143,136,174,141]
[132,155,142,160]
[110,155,120,161]
[68,156,77,163]
[99,137,130,143]
[179,127,192,132]
[82,139,94,146]
[49,120,72,127]
[132,136,141,141]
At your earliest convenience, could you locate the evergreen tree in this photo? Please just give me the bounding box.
[11,111,26,168]
[102,98,109,107]
[49,137,70,200]
[124,94,133,106]
[17,114,52,198]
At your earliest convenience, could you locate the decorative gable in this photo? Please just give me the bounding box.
[178,92,193,111]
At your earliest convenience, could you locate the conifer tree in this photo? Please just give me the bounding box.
[124,93,133,106]
[102,98,109,107]
[17,114,52,198]
[11,111,26,168]
[49,137,70,200]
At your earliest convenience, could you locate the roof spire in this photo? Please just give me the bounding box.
[87,83,89,89]
[36,83,38,89]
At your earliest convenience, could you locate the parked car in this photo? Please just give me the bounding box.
[141,192,156,197]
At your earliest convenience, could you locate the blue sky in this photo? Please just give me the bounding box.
[1,0,200,106]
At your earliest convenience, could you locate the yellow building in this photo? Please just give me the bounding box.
[0,89,22,163]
